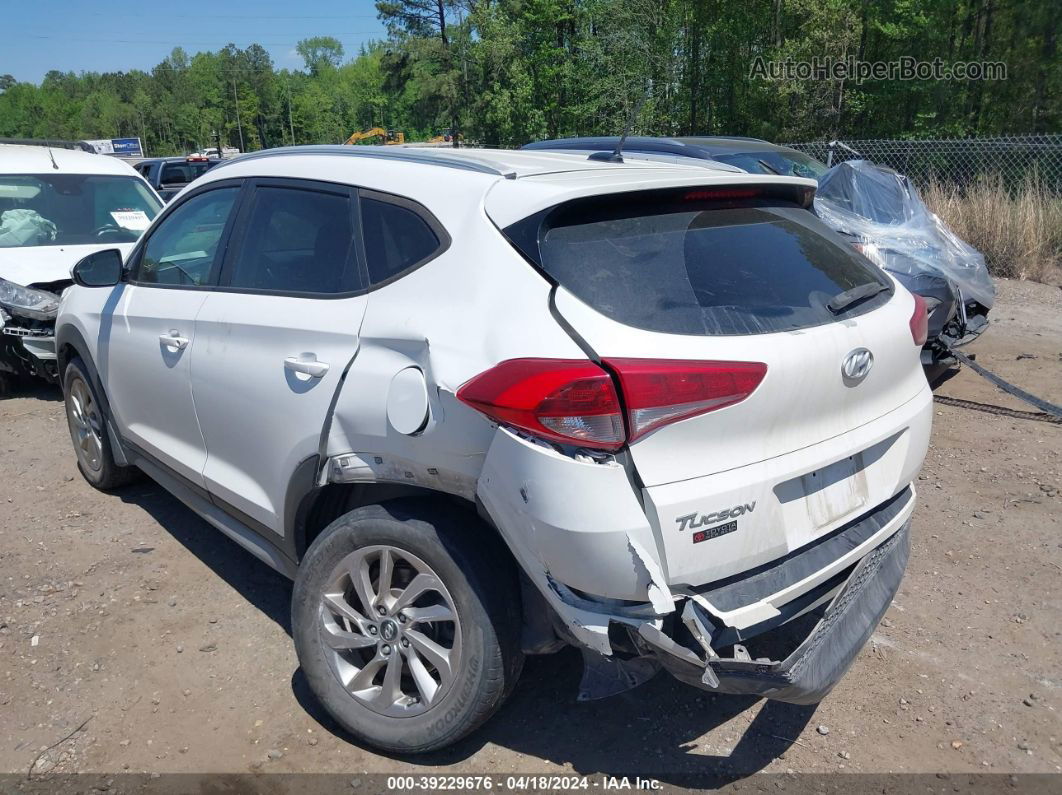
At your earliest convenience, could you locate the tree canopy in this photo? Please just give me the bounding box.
[0,0,1056,156]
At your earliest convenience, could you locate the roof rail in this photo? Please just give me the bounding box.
[697,135,771,143]
[524,136,721,160]
[212,144,518,179]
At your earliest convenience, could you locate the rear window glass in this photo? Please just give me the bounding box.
[524,195,889,335]
[160,162,213,186]
[713,151,829,180]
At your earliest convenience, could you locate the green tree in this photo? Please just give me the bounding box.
[0,1,1057,153]
[296,37,345,75]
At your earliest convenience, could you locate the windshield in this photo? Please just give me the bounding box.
[714,150,829,181]
[0,174,162,248]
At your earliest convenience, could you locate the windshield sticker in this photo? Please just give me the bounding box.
[110,210,151,231]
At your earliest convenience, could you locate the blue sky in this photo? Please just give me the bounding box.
[4,0,388,83]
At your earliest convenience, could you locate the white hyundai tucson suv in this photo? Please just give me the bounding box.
[55,145,932,752]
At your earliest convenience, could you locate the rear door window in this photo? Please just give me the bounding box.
[223,183,361,295]
[514,190,890,335]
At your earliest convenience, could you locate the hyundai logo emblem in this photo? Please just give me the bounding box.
[842,348,874,384]
[380,619,398,641]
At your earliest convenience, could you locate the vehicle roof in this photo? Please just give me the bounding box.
[0,143,143,176]
[208,144,761,182]
[523,136,810,159]
[677,136,810,156]
[193,144,816,230]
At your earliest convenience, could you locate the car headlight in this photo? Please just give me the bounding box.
[0,277,61,320]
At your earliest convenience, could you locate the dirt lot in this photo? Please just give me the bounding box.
[0,278,1059,787]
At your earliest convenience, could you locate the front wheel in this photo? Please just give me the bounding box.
[62,357,139,490]
[292,499,523,753]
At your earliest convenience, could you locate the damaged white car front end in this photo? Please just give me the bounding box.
[0,145,161,392]
[0,245,136,389]
[0,271,66,388]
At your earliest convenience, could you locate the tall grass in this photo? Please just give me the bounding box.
[922,172,1062,283]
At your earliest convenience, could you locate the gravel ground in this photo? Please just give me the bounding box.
[0,278,1059,787]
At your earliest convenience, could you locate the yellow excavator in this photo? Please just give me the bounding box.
[428,128,460,144]
[344,128,405,146]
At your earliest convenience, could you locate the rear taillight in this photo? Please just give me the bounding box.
[457,357,766,450]
[604,359,767,442]
[456,359,624,450]
[909,293,929,346]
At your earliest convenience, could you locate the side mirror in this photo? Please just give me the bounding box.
[72,249,123,287]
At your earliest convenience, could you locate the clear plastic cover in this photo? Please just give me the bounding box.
[814,160,995,309]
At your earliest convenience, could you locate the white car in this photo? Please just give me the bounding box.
[0,143,162,392]
[55,145,932,752]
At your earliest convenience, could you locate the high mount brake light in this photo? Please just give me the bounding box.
[457,358,767,450]
[909,293,929,346]
[683,188,761,201]
[681,186,815,208]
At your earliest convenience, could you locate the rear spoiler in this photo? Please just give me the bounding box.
[503,183,817,268]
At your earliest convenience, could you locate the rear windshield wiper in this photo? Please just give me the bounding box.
[827,282,889,314]
[756,158,782,175]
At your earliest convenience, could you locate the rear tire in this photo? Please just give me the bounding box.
[62,357,140,490]
[292,499,523,753]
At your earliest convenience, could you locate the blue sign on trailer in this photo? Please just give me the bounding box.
[84,137,144,158]
[111,138,143,156]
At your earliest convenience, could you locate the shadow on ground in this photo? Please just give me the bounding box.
[117,478,815,785]
[295,654,816,785]
[116,479,293,633]
[926,363,960,390]
[2,381,63,402]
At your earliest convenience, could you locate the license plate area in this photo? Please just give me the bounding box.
[796,454,869,528]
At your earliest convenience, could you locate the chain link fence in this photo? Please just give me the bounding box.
[785,134,1062,193]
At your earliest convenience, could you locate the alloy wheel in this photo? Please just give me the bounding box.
[318,545,462,717]
[66,377,104,472]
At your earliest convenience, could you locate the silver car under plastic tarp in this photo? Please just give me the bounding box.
[814,160,994,360]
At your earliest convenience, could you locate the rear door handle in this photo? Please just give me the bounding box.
[285,355,329,378]
[159,331,189,351]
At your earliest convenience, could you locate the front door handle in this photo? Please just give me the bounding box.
[285,354,329,378]
[159,331,189,351]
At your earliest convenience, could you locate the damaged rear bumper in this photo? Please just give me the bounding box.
[639,522,909,704]
[478,424,915,704]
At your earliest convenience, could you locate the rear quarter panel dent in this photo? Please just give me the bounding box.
[477,427,665,603]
